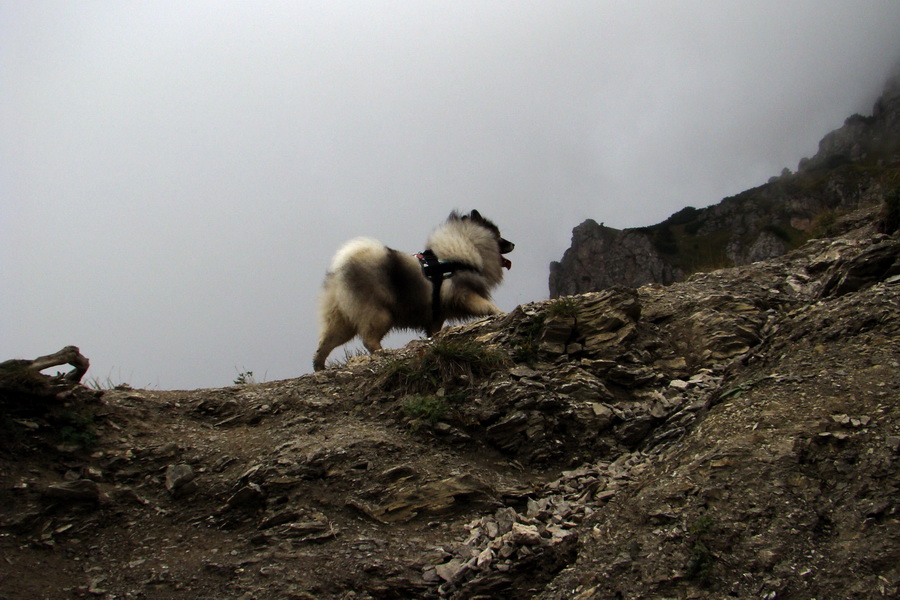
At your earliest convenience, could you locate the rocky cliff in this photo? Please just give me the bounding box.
[2,203,899,599]
[548,221,685,294]
[550,76,900,299]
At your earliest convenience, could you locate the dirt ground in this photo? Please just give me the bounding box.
[1,367,560,599]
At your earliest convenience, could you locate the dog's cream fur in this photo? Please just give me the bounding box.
[313,211,512,371]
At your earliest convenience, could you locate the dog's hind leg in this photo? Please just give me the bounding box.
[313,310,357,371]
[359,308,393,355]
[461,293,503,316]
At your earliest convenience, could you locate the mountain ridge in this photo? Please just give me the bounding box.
[550,75,900,298]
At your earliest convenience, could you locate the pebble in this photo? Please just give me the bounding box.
[164,464,197,497]
[44,479,101,503]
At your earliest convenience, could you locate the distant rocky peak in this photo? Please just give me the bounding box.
[550,75,900,299]
[799,76,900,172]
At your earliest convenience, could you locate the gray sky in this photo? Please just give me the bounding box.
[3,1,900,389]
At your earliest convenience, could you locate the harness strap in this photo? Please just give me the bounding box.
[416,249,477,331]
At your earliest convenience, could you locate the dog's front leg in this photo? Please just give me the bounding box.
[426,319,446,337]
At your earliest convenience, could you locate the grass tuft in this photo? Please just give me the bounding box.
[375,340,508,396]
[55,408,98,450]
[512,313,546,366]
[401,395,449,428]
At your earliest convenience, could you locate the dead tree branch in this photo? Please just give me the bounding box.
[0,346,91,404]
[21,346,90,383]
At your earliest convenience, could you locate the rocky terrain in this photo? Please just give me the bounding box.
[2,200,898,599]
[550,76,900,298]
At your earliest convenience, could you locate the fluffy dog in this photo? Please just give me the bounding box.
[313,210,514,371]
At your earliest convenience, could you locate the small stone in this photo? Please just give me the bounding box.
[655,356,688,370]
[433,422,453,434]
[566,342,584,354]
[591,403,614,419]
[818,431,850,441]
[165,464,197,497]
[886,436,900,453]
[226,483,264,508]
[546,524,577,544]
[669,379,690,390]
[109,486,149,506]
[83,466,104,482]
[508,522,542,546]
[434,558,466,583]
[526,498,551,519]
[155,442,180,457]
[45,479,101,503]
[87,575,107,596]
[258,510,300,530]
[484,520,500,538]
[594,489,617,503]
[476,547,494,569]
[510,366,539,378]
[831,414,851,426]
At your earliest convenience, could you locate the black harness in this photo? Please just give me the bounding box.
[415,249,477,331]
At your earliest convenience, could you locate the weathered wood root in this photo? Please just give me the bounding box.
[0,345,90,383]
[0,346,91,404]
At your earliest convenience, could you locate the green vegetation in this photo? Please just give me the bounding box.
[234,367,268,386]
[636,160,900,278]
[685,514,717,585]
[86,376,133,391]
[662,206,701,227]
[650,224,678,256]
[401,394,449,428]
[56,408,98,450]
[761,223,791,242]
[643,204,734,273]
[878,187,900,234]
[376,339,509,396]
[684,220,703,235]
[811,209,838,238]
[324,346,369,370]
[653,224,732,275]
[512,313,546,366]
[510,297,578,365]
[233,370,257,385]
[546,296,579,318]
[372,340,507,430]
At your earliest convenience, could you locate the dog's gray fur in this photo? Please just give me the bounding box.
[313,210,514,371]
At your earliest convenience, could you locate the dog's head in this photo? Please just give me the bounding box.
[455,209,515,269]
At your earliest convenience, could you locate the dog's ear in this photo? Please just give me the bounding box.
[469,209,482,221]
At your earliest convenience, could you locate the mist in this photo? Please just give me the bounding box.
[3,1,900,388]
